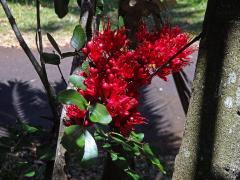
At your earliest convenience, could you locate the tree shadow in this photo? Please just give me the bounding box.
[0,80,66,129]
[162,2,206,33]
[136,77,185,177]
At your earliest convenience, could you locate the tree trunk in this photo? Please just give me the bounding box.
[173,0,240,179]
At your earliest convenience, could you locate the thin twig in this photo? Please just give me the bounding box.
[150,32,202,78]
[57,65,68,86]
[35,31,40,53]
[36,0,60,127]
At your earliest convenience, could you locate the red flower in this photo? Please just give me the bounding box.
[65,22,194,135]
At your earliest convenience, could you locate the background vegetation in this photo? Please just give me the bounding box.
[0,0,207,47]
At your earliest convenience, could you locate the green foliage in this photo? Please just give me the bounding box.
[69,74,86,90]
[81,130,98,163]
[61,125,85,152]
[61,126,98,163]
[81,61,90,75]
[71,24,87,50]
[89,103,112,125]
[23,170,36,177]
[47,32,62,55]
[0,121,54,179]
[94,129,165,179]
[57,89,88,110]
[42,52,60,65]
[118,16,125,28]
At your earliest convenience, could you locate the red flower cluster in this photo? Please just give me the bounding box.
[66,22,193,135]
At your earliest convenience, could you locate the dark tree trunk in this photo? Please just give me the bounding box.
[173,0,240,179]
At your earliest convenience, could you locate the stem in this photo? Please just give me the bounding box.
[57,65,67,86]
[150,32,203,78]
[36,0,60,128]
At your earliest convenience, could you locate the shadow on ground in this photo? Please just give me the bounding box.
[163,2,206,33]
[0,80,66,129]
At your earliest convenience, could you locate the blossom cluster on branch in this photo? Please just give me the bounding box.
[66,22,193,135]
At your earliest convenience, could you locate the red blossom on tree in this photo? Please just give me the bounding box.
[66,22,193,135]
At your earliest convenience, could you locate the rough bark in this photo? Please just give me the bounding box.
[173,0,240,179]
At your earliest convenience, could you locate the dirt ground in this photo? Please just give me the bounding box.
[1,30,71,48]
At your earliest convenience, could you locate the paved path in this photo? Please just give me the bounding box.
[0,46,73,128]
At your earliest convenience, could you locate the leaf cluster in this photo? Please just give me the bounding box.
[0,120,55,179]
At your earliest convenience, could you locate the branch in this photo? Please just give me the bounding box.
[57,65,67,86]
[0,0,42,77]
[150,32,203,78]
[36,0,60,126]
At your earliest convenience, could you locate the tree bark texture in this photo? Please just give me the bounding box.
[173,0,240,179]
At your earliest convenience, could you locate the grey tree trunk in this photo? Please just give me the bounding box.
[173,0,240,179]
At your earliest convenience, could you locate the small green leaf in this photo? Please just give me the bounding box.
[118,16,124,28]
[81,61,90,75]
[47,33,61,55]
[69,75,86,90]
[82,130,98,162]
[57,89,88,110]
[130,132,144,142]
[102,143,111,149]
[24,170,35,177]
[110,152,118,161]
[124,169,140,180]
[142,144,165,173]
[71,25,87,50]
[22,123,39,134]
[61,125,85,152]
[42,52,60,65]
[89,103,112,125]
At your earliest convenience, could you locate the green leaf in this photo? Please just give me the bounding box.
[54,0,70,18]
[142,144,165,173]
[47,33,61,55]
[82,130,98,162]
[22,123,39,134]
[61,52,76,59]
[24,170,35,177]
[71,25,87,50]
[81,61,90,75]
[69,75,86,90]
[42,52,60,65]
[57,89,88,110]
[124,169,140,180]
[61,125,85,152]
[109,133,132,152]
[129,132,144,142]
[110,152,118,161]
[118,16,124,28]
[89,103,112,125]
[102,143,111,149]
